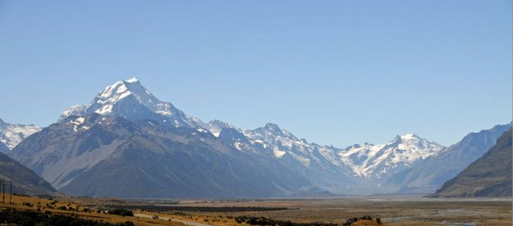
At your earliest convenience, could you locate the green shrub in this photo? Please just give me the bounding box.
[108,209,134,217]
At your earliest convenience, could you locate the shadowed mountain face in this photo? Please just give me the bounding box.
[432,128,512,197]
[384,124,510,194]
[0,151,55,195]
[0,142,8,153]
[10,114,311,198]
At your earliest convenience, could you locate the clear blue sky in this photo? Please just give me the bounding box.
[0,0,511,147]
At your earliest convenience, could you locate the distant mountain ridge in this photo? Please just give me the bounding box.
[7,78,507,197]
[0,118,41,151]
[341,133,445,179]
[432,128,512,197]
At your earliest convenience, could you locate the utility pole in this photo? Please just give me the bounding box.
[0,180,2,204]
[1,181,4,204]
[9,181,12,204]
[0,181,12,204]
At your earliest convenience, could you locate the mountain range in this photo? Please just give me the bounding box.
[5,78,511,198]
[11,114,313,198]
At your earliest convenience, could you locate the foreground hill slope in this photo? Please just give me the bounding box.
[0,151,55,195]
[433,128,512,197]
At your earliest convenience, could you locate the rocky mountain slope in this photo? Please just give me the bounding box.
[0,141,8,153]
[10,114,311,198]
[0,118,41,151]
[385,124,510,194]
[0,151,55,195]
[432,128,512,197]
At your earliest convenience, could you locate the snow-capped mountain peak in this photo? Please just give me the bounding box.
[339,134,445,178]
[391,133,421,143]
[59,78,200,127]
[386,133,441,153]
[94,77,159,114]
[264,123,281,131]
[251,123,294,139]
[125,77,139,83]
[204,120,236,137]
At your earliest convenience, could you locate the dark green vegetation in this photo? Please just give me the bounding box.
[108,209,134,217]
[0,151,55,195]
[433,128,512,197]
[0,208,134,226]
[235,215,382,226]
[108,205,288,212]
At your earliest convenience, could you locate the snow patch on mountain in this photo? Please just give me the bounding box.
[205,120,236,137]
[273,148,286,158]
[61,105,86,120]
[68,117,91,132]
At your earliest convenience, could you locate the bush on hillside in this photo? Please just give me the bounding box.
[108,209,134,217]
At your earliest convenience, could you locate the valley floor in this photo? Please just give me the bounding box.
[136,196,512,226]
[0,194,510,226]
